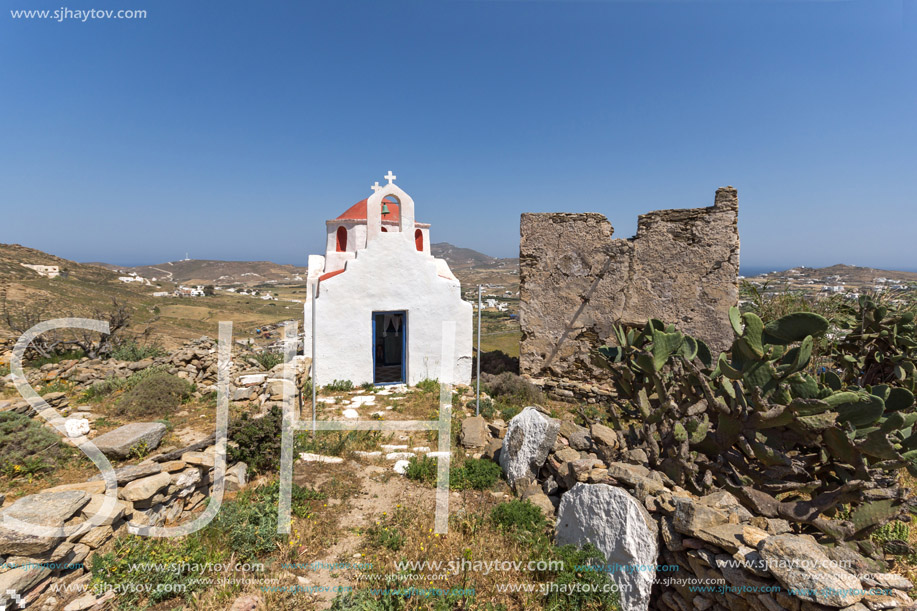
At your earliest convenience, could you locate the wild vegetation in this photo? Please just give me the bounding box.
[0,411,72,479]
[111,371,192,418]
[600,293,917,542]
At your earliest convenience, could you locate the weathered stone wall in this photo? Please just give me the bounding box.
[520,187,740,381]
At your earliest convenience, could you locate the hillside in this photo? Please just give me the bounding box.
[0,244,299,347]
[95,259,310,286]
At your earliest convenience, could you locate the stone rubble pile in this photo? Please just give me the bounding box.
[468,407,917,611]
[0,336,311,418]
[0,442,248,610]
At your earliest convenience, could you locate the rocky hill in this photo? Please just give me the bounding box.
[94,259,309,287]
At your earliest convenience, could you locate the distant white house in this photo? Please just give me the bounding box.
[175,285,205,297]
[152,291,171,297]
[21,264,60,278]
[118,273,150,285]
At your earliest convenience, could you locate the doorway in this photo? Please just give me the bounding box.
[373,311,406,384]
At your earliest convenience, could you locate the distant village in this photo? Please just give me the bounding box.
[742,265,917,305]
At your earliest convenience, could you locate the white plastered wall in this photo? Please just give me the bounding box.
[304,182,472,386]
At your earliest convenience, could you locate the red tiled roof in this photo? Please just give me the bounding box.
[336,198,401,222]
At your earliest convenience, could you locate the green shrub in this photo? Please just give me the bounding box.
[546,544,620,610]
[330,590,405,611]
[481,372,543,406]
[451,458,502,490]
[415,378,440,394]
[207,480,320,561]
[112,371,192,418]
[249,351,283,371]
[367,523,405,551]
[0,412,71,478]
[404,455,437,485]
[82,364,171,400]
[404,456,502,490]
[491,500,548,536]
[228,405,283,475]
[325,379,354,392]
[26,349,84,368]
[297,429,383,457]
[872,520,910,546]
[110,340,167,362]
[90,533,222,607]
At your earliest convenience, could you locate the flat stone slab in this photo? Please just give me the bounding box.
[299,453,344,464]
[353,451,382,459]
[386,452,415,461]
[0,490,90,555]
[759,534,865,607]
[120,472,172,503]
[91,422,167,458]
[90,462,162,485]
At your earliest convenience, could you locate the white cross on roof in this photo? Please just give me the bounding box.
[384,170,396,184]
[370,181,381,192]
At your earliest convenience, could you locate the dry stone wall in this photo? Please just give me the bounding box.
[520,187,740,383]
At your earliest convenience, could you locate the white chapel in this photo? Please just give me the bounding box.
[303,172,473,386]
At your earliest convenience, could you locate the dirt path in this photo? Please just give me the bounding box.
[292,457,434,608]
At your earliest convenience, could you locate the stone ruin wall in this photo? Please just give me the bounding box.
[520,186,740,388]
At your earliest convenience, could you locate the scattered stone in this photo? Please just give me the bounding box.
[80,494,130,525]
[393,460,410,475]
[499,407,560,488]
[386,452,415,461]
[484,438,503,461]
[91,422,167,458]
[525,492,556,519]
[590,423,618,449]
[172,467,202,494]
[460,416,488,449]
[225,462,248,492]
[160,460,187,472]
[0,491,90,555]
[671,497,729,536]
[0,566,51,606]
[63,592,97,611]
[862,573,914,591]
[229,594,263,611]
[64,417,90,438]
[120,472,171,503]
[182,450,215,468]
[299,453,344,464]
[353,451,382,460]
[555,483,657,611]
[759,534,865,607]
[90,462,162,485]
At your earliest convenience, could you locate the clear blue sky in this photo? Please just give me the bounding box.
[1,0,915,272]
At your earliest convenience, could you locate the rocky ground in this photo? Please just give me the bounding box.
[2,338,917,610]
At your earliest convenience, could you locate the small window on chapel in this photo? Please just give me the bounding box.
[415,229,423,251]
[335,226,347,252]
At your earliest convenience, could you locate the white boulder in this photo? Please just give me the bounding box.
[499,407,559,487]
[555,483,658,611]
